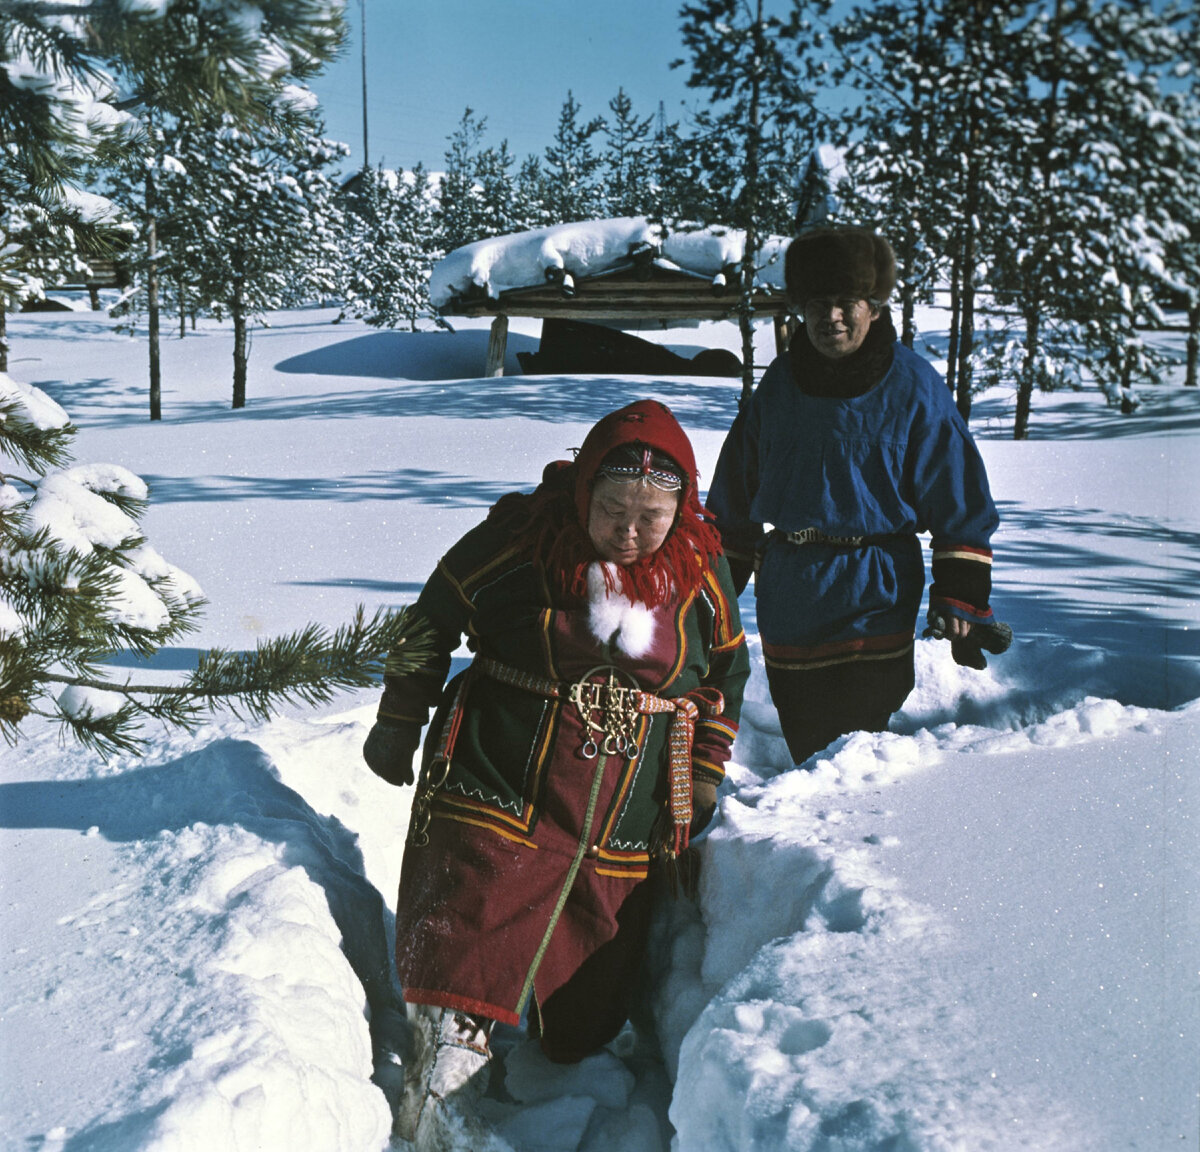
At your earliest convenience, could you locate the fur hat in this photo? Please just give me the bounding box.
[785,227,897,308]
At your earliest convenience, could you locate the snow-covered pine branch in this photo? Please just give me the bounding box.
[0,372,429,756]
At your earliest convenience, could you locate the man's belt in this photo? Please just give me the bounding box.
[774,526,869,547]
[477,656,724,855]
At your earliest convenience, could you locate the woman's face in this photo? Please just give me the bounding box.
[586,476,680,565]
[801,295,880,359]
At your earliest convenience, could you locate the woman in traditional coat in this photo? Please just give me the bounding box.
[363,400,748,1145]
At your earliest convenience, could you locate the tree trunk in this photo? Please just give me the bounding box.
[901,286,915,350]
[738,0,766,409]
[179,277,186,339]
[946,250,962,399]
[1187,302,1198,388]
[232,281,248,410]
[1016,0,1063,442]
[956,62,982,424]
[0,300,7,374]
[956,240,977,422]
[739,306,755,408]
[1015,307,1037,440]
[147,171,162,422]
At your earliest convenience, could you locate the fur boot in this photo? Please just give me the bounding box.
[395,1004,501,1150]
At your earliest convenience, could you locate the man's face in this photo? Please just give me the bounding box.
[801,296,880,359]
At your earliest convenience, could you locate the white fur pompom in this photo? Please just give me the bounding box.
[586,563,655,658]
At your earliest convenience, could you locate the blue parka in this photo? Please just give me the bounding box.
[707,342,998,665]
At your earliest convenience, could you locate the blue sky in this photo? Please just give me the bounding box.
[309,1,712,174]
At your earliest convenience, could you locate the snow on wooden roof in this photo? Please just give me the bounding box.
[431,217,791,320]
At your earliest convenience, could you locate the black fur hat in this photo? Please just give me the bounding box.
[785,227,897,308]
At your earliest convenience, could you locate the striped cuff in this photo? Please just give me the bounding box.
[930,541,992,618]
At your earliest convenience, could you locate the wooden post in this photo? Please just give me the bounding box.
[773,313,795,356]
[485,314,508,377]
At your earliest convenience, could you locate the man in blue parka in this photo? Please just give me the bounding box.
[707,226,1007,764]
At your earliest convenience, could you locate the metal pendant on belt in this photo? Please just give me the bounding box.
[569,665,641,760]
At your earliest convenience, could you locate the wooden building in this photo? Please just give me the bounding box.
[435,248,796,377]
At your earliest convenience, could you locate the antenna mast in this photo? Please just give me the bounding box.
[359,0,369,168]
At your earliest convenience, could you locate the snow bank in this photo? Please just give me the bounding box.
[3,308,1196,1152]
[652,638,1197,1151]
[0,727,397,1151]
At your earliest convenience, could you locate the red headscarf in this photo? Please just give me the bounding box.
[488,400,722,607]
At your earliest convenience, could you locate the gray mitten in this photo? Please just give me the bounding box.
[362,721,421,786]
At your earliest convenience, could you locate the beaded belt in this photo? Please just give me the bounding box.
[477,656,724,856]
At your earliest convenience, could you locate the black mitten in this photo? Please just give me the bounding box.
[925,611,1014,670]
[362,721,421,786]
[950,633,988,670]
[690,776,719,837]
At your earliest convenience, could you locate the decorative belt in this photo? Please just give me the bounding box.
[775,526,868,547]
[477,656,724,856]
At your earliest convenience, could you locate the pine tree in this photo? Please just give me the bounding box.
[982,0,1193,436]
[340,165,440,330]
[646,111,698,226]
[1077,1,1199,404]
[155,108,346,408]
[474,139,525,237]
[434,109,528,250]
[674,0,834,403]
[1157,79,1200,388]
[2,1,346,420]
[0,199,99,372]
[513,156,553,231]
[543,91,606,225]
[834,0,1198,432]
[437,108,489,252]
[603,88,655,218]
[831,0,1023,416]
[0,3,133,366]
[0,373,427,756]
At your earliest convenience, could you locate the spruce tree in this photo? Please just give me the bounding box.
[0,373,427,756]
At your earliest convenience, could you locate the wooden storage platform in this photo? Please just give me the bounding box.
[437,262,795,377]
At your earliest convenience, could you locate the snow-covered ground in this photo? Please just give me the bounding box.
[1,305,1196,1151]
